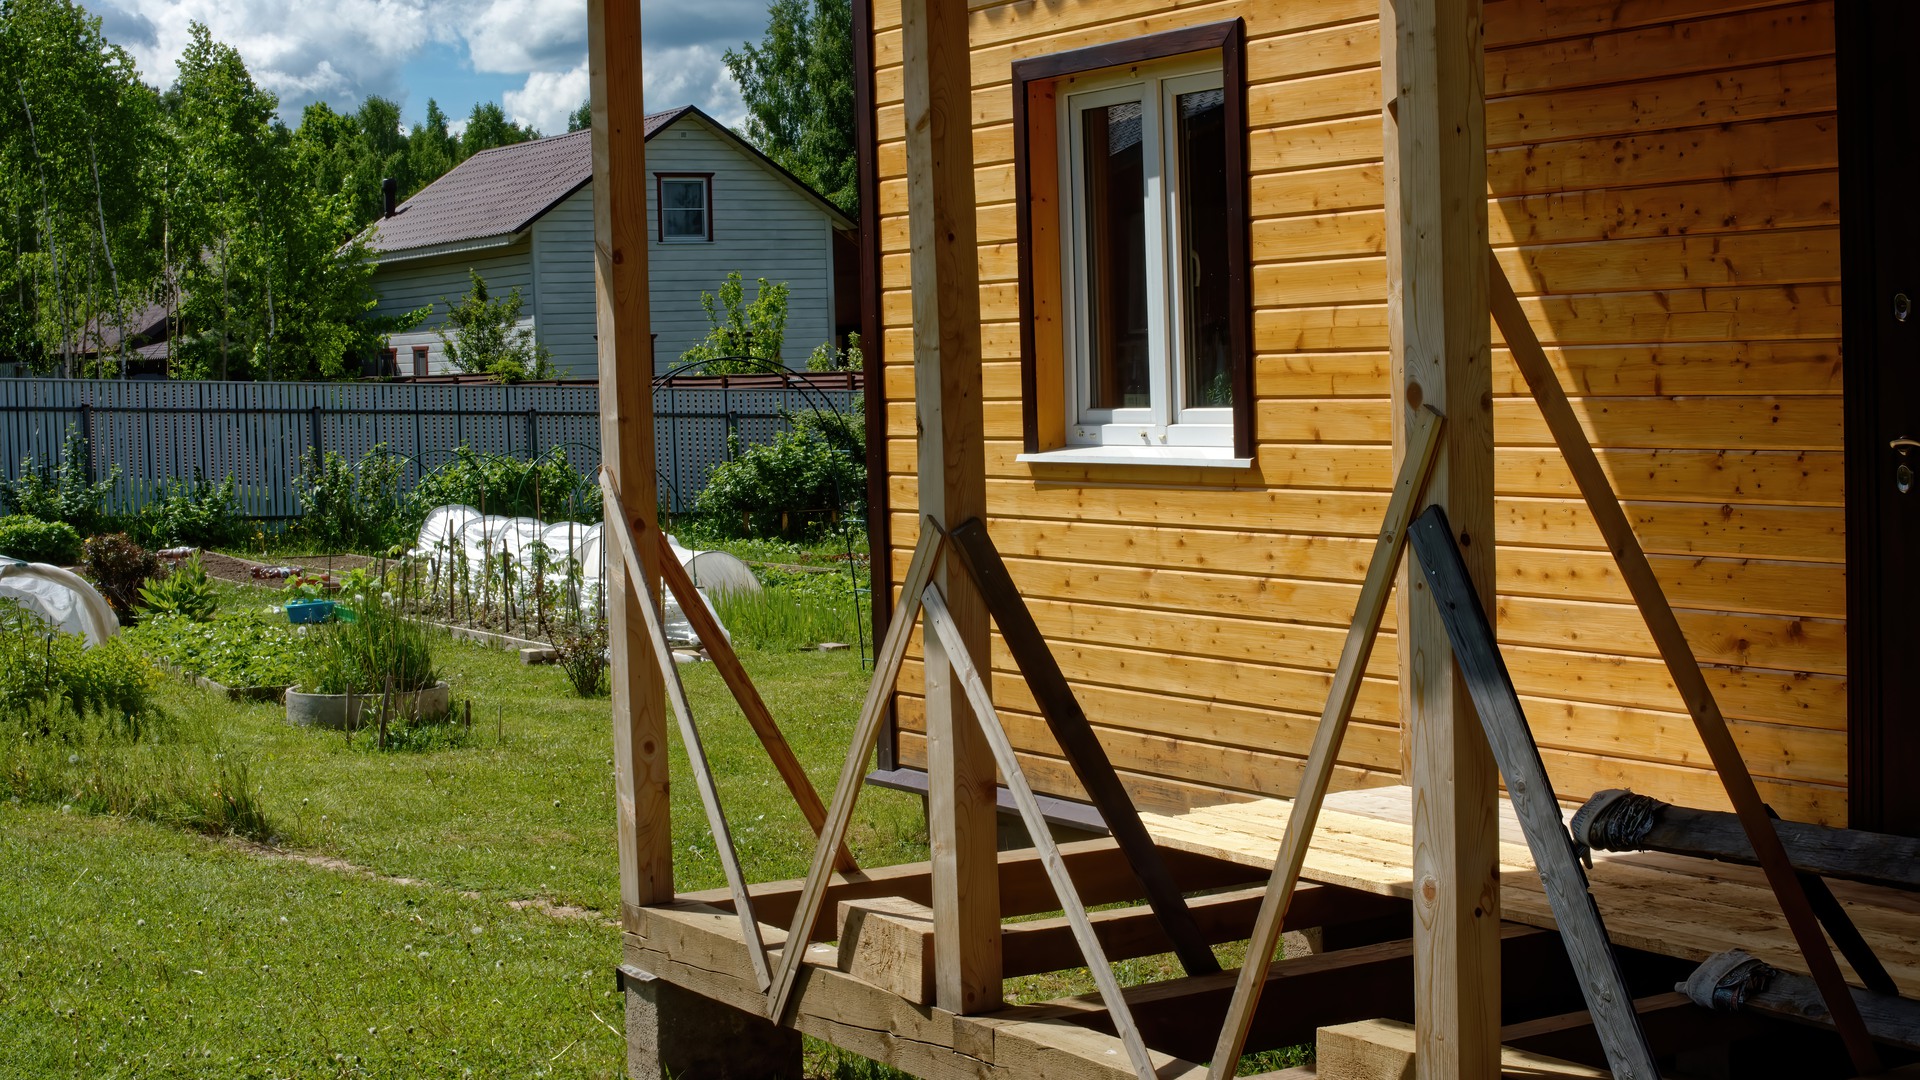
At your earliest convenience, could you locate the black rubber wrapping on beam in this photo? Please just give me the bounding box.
[946,516,1221,978]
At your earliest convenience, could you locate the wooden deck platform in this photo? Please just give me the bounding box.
[1140,786,1920,999]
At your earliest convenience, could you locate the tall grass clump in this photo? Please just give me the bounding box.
[711,566,862,651]
[0,603,274,840]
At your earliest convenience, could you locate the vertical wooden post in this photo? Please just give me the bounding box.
[589,0,671,921]
[1381,1,1499,1078]
[900,0,1002,1015]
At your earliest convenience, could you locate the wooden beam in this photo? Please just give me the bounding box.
[602,479,772,990]
[588,0,669,919]
[1489,256,1883,1074]
[767,523,945,1023]
[900,0,999,1016]
[1317,1019,1607,1080]
[1680,950,1920,1054]
[837,897,936,1004]
[1003,883,1404,980]
[1407,508,1659,1078]
[947,517,1217,977]
[654,528,857,874]
[1381,0,1498,1075]
[1207,404,1444,1078]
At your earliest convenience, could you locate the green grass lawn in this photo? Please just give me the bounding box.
[2,604,927,1079]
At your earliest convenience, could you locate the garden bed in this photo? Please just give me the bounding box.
[124,603,310,695]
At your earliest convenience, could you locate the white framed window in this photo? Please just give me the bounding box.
[1058,56,1235,452]
[657,174,712,242]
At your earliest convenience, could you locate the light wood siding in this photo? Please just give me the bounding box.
[371,245,536,375]
[532,185,600,376]
[873,0,1847,823]
[644,120,839,371]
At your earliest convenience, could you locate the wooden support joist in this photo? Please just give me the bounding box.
[1001,883,1404,980]
[1490,255,1883,1074]
[1046,925,1560,1066]
[588,0,670,922]
[1407,506,1660,1079]
[687,835,1269,942]
[653,527,858,874]
[948,516,1218,978]
[1317,1019,1607,1080]
[1680,950,1920,1054]
[601,476,771,991]
[1207,403,1444,1078]
[1501,992,1755,1066]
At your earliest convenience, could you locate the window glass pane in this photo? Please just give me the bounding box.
[663,180,705,210]
[1175,88,1231,409]
[1081,101,1150,411]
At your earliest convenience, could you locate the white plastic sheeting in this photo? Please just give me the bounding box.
[0,560,120,645]
[412,505,759,648]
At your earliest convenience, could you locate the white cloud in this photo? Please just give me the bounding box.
[89,0,758,134]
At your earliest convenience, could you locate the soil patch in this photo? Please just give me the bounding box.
[193,549,379,586]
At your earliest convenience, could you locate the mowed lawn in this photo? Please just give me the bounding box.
[0,625,928,1079]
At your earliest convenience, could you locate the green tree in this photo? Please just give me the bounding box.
[725,0,856,214]
[566,99,591,133]
[0,0,166,374]
[679,270,790,374]
[438,270,553,383]
[460,102,537,157]
[406,99,461,189]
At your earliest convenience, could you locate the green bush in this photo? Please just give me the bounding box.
[694,410,865,540]
[1,429,119,534]
[292,444,408,553]
[679,271,790,374]
[0,602,155,729]
[81,533,161,621]
[407,446,601,526]
[0,514,83,564]
[138,552,219,621]
[551,616,608,697]
[130,472,249,550]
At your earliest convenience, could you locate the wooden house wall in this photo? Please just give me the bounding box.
[870,0,1846,823]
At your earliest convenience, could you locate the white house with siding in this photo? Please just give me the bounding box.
[363,107,855,378]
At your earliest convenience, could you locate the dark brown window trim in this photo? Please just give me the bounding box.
[1012,18,1253,459]
[655,172,715,242]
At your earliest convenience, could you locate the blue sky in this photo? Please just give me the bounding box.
[87,0,760,136]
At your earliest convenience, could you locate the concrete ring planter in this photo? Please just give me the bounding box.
[285,681,451,730]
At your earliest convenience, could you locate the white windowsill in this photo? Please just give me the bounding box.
[1016,445,1253,469]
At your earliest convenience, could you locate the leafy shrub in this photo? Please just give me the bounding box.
[551,617,608,697]
[438,270,555,383]
[679,271,791,374]
[694,411,865,540]
[408,446,601,526]
[308,588,439,696]
[131,472,249,549]
[139,552,219,621]
[806,332,863,372]
[0,514,83,564]
[0,602,155,729]
[292,443,408,553]
[128,605,308,690]
[1,429,119,534]
[82,533,161,620]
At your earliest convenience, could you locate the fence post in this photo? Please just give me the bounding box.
[309,404,323,466]
[525,407,539,458]
[79,400,95,484]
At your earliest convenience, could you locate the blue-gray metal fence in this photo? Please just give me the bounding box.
[0,375,861,521]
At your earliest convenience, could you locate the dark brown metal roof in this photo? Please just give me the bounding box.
[365,107,689,256]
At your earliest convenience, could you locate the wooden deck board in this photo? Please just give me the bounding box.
[1140,786,1920,997]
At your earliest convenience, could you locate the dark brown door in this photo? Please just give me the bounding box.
[1843,2,1920,835]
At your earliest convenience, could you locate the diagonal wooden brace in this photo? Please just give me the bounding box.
[947,516,1219,978]
[1489,252,1881,1074]
[601,472,772,991]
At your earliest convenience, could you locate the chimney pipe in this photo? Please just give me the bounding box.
[381,177,398,218]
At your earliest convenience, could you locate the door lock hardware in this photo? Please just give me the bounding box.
[1898,293,1913,322]
[1892,437,1920,456]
